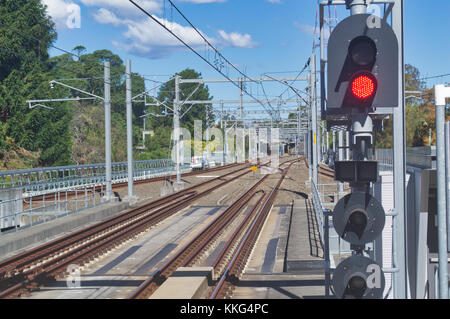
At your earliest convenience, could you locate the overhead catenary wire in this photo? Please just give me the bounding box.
[421,73,450,81]
[276,58,311,99]
[128,0,277,117]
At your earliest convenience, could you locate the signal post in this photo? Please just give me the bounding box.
[324,0,401,298]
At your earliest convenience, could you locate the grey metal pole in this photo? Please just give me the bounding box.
[224,118,228,164]
[346,131,350,160]
[307,75,312,178]
[446,122,450,256]
[303,132,307,158]
[392,0,408,299]
[318,122,322,163]
[104,61,113,200]
[221,101,225,165]
[338,130,344,193]
[206,108,210,165]
[311,53,318,185]
[240,79,246,163]
[174,75,181,183]
[321,126,325,162]
[143,117,146,144]
[435,91,449,299]
[332,131,336,154]
[297,109,301,156]
[125,60,136,202]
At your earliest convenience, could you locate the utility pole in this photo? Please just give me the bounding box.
[174,75,181,183]
[206,106,210,165]
[125,60,137,203]
[326,131,329,154]
[311,53,318,186]
[321,125,325,162]
[392,0,408,299]
[332,131,336,154]
[298,106,301,156]
[307,73,312,180]
[104,61,113,200]
[435,84,450,299]
[37,71,111,200]
[346,131,350,160]
[221,101,225,165]
[338,130,344,194]
[240,79,245,163]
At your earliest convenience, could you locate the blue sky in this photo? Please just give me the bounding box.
[44,0,450,111]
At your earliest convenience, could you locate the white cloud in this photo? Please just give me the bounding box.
[93,8,125,26]
[42,0,81,29]
[267,0,282,3]
[94,8,213,58]
[125,15,210,48]
[218,30,257,48]
[92,7,257,58]
[79,0,161,17]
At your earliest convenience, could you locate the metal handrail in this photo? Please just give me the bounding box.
[311,180,326,244]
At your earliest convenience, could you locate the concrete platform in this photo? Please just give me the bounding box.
[150,267,213,299]
[232,171,327,299]
[232,273,326,299]
[0,200,130,261]
[285,199,325,272]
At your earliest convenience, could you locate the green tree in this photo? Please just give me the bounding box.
[49,49,148,164]
[148,69,214,134]
[140,69,214,159]
[375,64,436,149]
[0,0,74,166]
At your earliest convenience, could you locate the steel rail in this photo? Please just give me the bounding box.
[210,191,269,277]
[210,161,295,299]
[0,163,257,298]
[128,159,298,299]
[303,156,335,179]
[127,174,270,299]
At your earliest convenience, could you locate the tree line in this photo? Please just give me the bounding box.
[0,0,213,169]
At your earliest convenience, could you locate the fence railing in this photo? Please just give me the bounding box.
[0,183,110,235]
[311,179,333,297]
[0,156,228,234]
[0,159,191,195]
[311,180,326,245]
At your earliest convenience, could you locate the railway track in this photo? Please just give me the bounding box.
[127,159,298,299]
[302,156,335,179]
[0,161,263,299]
[208,162,293,299]
[27,162,245,203]
[318,165,335,178]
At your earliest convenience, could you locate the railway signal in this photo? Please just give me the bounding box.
[331,190,386,298]
[326,13,399,116]
[325,8,399,299]
[332,191,385,246]
[332,255,385,299]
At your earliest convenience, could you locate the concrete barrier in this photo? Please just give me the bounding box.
[150,267,213,299]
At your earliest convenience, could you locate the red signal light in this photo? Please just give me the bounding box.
[351,74,376,100]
